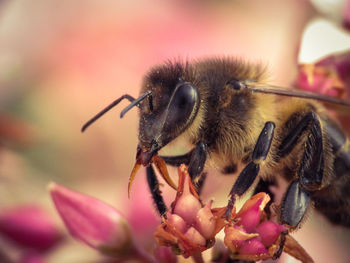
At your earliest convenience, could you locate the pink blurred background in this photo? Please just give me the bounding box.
[0,0,349,262]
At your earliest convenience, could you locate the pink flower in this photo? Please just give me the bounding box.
[345,0,350,30]
[49,183,132,256]
[154,165,222,258]
[223,193,286,261]
[0,205,62,252]
[296,51,350,99]
[18,252,46,263]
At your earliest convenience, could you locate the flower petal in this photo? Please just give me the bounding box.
[238,192,270,216]
[224,225,258,253]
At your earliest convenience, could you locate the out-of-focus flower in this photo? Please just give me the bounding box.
[345,0,350,29]
[223,193,286,261]
[0,205,62,252]
[49,183,132,256]
[296,63,344,97]
[154,165,223,258]
[0,114,35,148]
[18,252,46,263]
[154,246,177,263]
[310,0,350,31]
[296,51,350,98]
[296,50,350,132]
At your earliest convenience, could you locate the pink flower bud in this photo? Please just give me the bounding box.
[49,183,132,255]
[154,246,177,263]
[239,237,268,255]
[167,213,187,234]
[173,173,202,225]
[255,221,285,247]
[154,165,221,258]
[237,200,262,233]
[183,227,206,247]
[0,205,62,251]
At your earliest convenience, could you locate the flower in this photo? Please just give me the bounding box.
[345,0,350,30]
[296,51,350,98]
[223,193,286,261]
[18,252,46,263]
[49,183,132,256]
[0,205,62,252]
[154,165,223,258]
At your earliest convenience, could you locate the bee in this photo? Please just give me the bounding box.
[82,57,350,232]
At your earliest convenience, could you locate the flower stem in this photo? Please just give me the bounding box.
[191,252,205,263]
[133,243,159,263]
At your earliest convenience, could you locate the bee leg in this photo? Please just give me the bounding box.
[225,122,275,219]
[187,142,207,181]
[160,151,193,166]
[272,230,288,259]
[146,165,167,216]
[195,172,207,195]
[280,112,324,227]
[160,142,207,192]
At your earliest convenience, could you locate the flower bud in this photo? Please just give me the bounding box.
[255,221,285,247]
[0,205,62,251]
[237,200,262,233]
[239,237,268,255]
[194,201,215,239]
[154,165,221,258]
[223,193,286,261]
[49,183,132,256]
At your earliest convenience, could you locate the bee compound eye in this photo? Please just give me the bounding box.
[173,83,198,110]
[162,83,199,132]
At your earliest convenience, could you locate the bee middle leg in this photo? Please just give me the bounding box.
[225,121,275,218]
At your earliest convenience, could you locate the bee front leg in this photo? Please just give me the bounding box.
[146,165,167,216]
[225,122,275,219]
[160,142,207,193]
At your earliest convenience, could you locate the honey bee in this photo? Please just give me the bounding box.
[82,57,350,231]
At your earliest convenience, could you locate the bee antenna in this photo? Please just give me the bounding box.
[81,91,150,133]
[120,90,152,118]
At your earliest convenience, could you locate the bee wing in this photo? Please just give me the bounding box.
[247,83,350,115]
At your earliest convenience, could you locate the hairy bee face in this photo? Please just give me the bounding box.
[137,80,200,163]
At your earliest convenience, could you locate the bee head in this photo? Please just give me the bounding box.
[136,62,200,165]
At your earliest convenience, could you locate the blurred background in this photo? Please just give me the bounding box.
[0,0,349,262]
